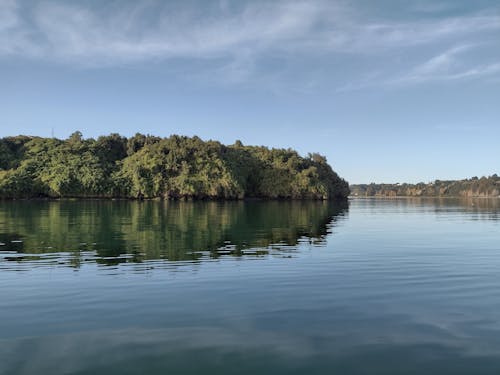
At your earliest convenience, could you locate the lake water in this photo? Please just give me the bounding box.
[1,198,500,374]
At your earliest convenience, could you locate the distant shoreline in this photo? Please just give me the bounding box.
[350,176,500,199]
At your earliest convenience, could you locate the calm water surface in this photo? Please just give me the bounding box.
[1,198,500,374]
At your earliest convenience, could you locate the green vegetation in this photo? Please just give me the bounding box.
[0,133,349,200]
[351,175,500,198]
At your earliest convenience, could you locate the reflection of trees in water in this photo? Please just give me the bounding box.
[355,197,500,221]
[431,198,500,221]
[0,200,348,267]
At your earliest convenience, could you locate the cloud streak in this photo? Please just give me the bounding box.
[393,44,500,85]
[1,0,499,87]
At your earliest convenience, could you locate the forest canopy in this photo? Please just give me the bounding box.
[0,133,349,200]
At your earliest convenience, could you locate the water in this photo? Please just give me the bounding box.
[1,198,499,374]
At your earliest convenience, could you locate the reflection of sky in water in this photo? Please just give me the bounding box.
[1,198,500,374]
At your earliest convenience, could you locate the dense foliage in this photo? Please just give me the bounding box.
[351,175,500,198]
[0,133,349,200]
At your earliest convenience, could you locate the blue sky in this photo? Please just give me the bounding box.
[1,0,499,183]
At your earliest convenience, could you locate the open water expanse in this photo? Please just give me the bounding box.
[1,198,500,374]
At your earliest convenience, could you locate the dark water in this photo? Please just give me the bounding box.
[1,198,499,374]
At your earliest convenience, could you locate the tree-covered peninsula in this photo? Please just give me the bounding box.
[351,175,500,198]
[0,132,349,200]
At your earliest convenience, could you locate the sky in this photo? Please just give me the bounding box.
[1,0,499,184]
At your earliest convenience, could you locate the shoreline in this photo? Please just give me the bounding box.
[0,196,349,202]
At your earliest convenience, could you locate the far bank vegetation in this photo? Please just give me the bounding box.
[351,176,500,198]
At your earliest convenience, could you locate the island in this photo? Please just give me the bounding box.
[351,175,500,198]
[0,132,349,200]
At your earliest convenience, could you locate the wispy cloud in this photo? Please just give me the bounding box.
[0,0,24,54]
[396,44,470,83]
[1,0,500,88]
[414,45,471,75]
[5,1,331,64]
[0,0,18,29]
[393,44,500,85]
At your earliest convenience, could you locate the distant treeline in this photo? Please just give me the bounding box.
[351,175,500,198]
[0,132,349,200]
